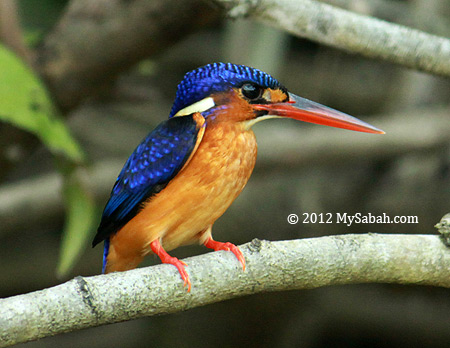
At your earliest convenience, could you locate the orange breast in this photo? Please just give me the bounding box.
[107,120,257,270]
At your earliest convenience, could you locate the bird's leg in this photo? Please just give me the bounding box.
[150,239,191,292]
[204,236,246,271]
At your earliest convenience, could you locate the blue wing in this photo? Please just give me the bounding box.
[92,114,204,247]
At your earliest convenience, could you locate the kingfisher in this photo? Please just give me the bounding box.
[92,62,384,291]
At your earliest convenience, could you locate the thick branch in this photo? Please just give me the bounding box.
[211,0,450,77]
[37,0,219,111]
[321,0,449,37]
[0,0,33,64]
[1,234,449,347]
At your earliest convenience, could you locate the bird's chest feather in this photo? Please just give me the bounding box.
[191,122,257,190]
[165,122,257,225]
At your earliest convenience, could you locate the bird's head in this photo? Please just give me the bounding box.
[170,63,384,134]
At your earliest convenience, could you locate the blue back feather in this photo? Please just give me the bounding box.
[93,115,201,247]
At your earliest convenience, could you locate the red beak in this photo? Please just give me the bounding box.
[254,93,385,134]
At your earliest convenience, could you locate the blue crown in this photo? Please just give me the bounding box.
[169,63,284,117]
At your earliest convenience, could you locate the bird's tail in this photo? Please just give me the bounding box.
[102,236,145,273]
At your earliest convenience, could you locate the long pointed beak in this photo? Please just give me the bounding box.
[254,93,384,134]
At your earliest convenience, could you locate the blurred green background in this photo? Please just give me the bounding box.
[0,0,449,347]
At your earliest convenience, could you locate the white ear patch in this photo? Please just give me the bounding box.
[174,97,215,117]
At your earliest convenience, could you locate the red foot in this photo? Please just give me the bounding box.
[150,240,191,292]
[204,237,246,271]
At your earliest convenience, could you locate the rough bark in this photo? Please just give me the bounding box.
[1,234,449,347]
[211,0,450,77]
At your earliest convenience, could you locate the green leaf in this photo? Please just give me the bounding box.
[0,44,84,162]
[0,45,93,275]
[57,168,97,277]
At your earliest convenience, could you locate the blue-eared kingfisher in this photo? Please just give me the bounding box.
[92,62,384,291]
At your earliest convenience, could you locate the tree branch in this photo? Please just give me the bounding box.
[37,0,219,111]
[320,0,449,37]
[1,234,449,347]
[210,0,450,77]
[0,0,33,65]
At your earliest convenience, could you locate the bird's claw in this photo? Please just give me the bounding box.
[204,238,246,271]
[150,240,191,292]
[171,258,191,292]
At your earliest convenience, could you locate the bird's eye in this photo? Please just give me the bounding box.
[241,83,263,101]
